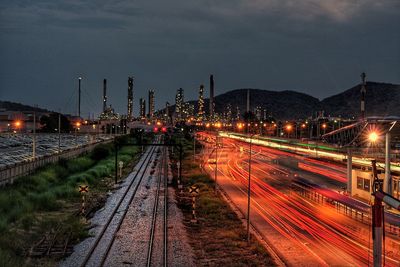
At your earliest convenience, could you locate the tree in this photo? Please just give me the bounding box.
[40,113,72,133]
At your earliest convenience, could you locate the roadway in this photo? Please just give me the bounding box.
[199,132,400,266]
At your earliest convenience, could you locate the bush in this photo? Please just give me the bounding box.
[91,145,110,161]
[67,157,93,173]
[29,192,59,211]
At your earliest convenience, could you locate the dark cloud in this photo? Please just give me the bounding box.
[0,0,399,117]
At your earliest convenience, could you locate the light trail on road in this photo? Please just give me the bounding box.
[199,132,400,266]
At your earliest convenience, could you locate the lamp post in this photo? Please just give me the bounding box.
[285,124,292,138]
[32,112,36,160]
[58,113,61,154]
[214,128,219,190]
[247,134,252,242]
[368,130,392,195]
[193,129,196,164]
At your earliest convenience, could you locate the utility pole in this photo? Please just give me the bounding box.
[78,77,82,118]
[215,132,218,190]
[193,130,196,163]
[58,112,61,154]
[32,112,36,159]
[347,148,352,195]
[371,160,383,267]
[247,135,252,243]
[384,132,391,194]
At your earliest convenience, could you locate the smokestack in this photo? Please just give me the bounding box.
[360,72,366,120]
[127,77,134,121]
[246,89,250,113]
[209,74,214,119]
[103,79,107,112]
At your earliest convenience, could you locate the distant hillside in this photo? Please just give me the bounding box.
[0,101,50,113]
[320,82,400,117]
[168,81,400,120]
[213,89,321,119]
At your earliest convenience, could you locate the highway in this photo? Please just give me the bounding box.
[199,132,400,266]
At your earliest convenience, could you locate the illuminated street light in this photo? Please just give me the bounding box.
[368,131,379,143]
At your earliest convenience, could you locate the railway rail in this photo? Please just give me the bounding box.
[80,144,157,267]
[146,145,168,267]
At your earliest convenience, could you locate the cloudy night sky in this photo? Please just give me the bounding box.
[0,0,399,117]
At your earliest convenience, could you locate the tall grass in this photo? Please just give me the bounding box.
[0,139,140,266]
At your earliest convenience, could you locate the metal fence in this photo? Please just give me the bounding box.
[0,139,113,186]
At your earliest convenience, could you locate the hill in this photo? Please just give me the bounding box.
[320,82,400,117]
[213,89,321,120]
[0,101,50,113]
[171,81,400,120]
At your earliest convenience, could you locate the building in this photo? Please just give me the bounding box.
[103,79,107,112]
[99,105,119,121]
[139,98,146,120]
[0,110,43,133]
[148,89,155,119]
[235,106,240,121]
[127,77,134,121]
[197,84,205,122]
[175,88,184,121]
[255,106,262,121]
[165,102,170,124]
[225,103,232,123]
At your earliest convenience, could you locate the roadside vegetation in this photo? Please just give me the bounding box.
[0,133,150,267]
[168,132,276,267]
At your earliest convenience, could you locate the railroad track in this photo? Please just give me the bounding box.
[80,144,157,267]
[146,145,168,267]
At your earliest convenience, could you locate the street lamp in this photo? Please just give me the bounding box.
[368,131,379,143]
[285,124,292,138]
[214,123,222,190]
[367,129,392,195]
[322,123,327,135]
[246,133,258,243]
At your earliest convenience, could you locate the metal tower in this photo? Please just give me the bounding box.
[360,72,366,120]
[148,89,155,119]
[127,77,134,121]
[198,84,205,122]
[103,79,107,112]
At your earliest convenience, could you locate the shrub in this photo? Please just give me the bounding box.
[67,157,93,173]
[90,145,110,161]
[29,192,59,211]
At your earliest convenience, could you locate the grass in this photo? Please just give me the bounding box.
[169,133,276,267]
[0,134,148,267]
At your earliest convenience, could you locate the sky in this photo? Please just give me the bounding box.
[0,0,399,117]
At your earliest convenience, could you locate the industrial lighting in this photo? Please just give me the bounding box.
[286,124,292,131]
[322,123,327,129]
[368,131,379,143]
